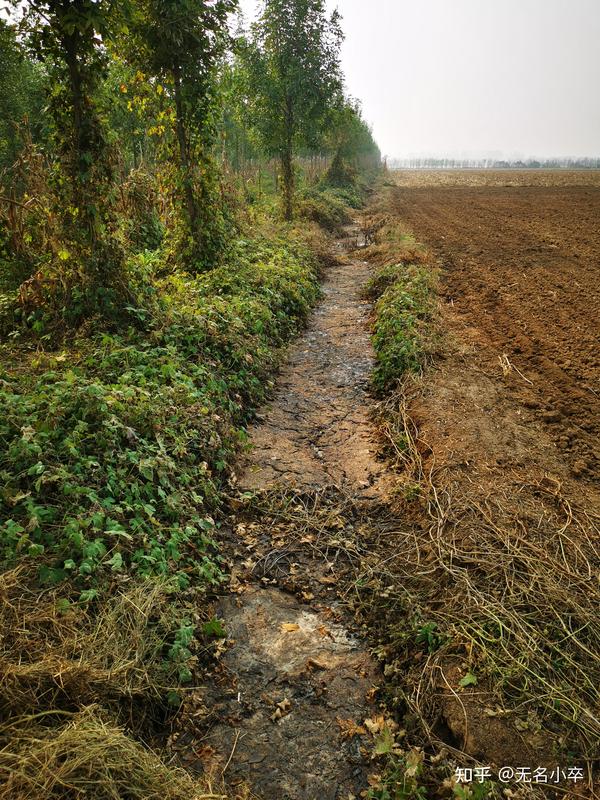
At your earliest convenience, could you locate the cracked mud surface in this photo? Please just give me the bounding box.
[187,228,384,800]
[238,227,390,501]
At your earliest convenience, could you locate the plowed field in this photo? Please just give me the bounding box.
[391,171,600,498]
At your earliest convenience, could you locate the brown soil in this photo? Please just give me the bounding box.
[238,227,390,501]
[383,172,600,789]
[390,178,600,502]
[392,168,600,189]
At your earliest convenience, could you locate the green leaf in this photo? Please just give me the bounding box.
[178,666,192,683]
[459,671,478,688]
[106,551,123,571]
[166,690,182,707]
[373,725,394,755]
[39,566,67,585]
[79,588,99,603]
[202,617,226,638]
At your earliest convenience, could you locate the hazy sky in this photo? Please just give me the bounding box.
[238,0,600,159]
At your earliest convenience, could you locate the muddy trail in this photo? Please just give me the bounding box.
[238,226,390,501]
[177,227,388,800]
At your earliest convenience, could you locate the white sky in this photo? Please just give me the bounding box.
[238,0,600,159]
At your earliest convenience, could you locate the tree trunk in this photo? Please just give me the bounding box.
[63,31,97,244]
[172,60,199,246]
[280,146,294,221]
[281,96,294,221]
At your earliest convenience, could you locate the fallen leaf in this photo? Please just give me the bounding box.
[337,717,367,739]
[271,697,292,722]
[364,715,386,735]
[305,657,328,671]
[317,624,333,639]
[405,748,424,779]
[280,622,300,633]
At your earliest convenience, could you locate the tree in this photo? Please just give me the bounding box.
[14,0,126,300]
[129,0,236,266]
[0,20,46,171]
[243,0,344,220]
[324,99,380,187]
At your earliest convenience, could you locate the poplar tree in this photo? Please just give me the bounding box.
[244,0,343,220]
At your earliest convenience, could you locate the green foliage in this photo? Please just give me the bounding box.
[128,0,237,268]
[324,100,381,185]
[298,186,353,232]
[0,227,319,591]
[415,622,443,653]
[10,0,130,311]
[0,21,46,170]
[367,750,428,800]
[369,263,436,392]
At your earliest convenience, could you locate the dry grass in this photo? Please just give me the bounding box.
[0,568,187,719]
[0,570,231,799]
[238,467,599,793]
[363,378,600,763]
[357,191,432,269]
[0,707,226,800]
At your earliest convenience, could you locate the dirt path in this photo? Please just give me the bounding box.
[238,227,390,501]
[186,227,386,800]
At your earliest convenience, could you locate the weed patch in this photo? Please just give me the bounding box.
[369,262,437,392]
[297,186,354,233]
[0,218,320,798]
[0,227,319,590]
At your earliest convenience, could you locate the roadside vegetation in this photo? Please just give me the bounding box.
[0,1,379,797]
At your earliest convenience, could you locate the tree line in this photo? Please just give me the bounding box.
[0,0,380,323]
[390,156,600,169]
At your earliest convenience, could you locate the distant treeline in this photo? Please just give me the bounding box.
[390,157,600,170]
